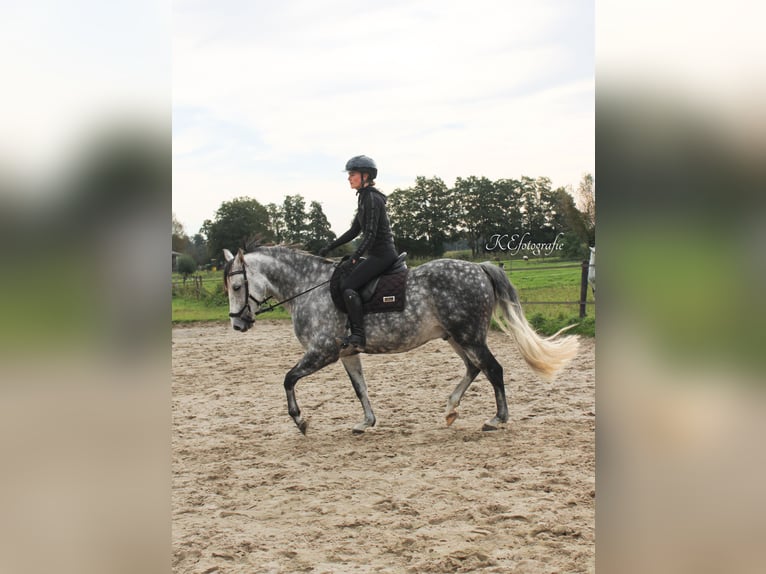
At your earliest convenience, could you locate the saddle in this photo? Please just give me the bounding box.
[330,253,408,314]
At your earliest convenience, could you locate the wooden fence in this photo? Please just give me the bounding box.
[171,275,204,298]
[172,260,595,317]
[504,260,594,318]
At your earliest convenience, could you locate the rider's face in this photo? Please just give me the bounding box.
[348,171,365,190]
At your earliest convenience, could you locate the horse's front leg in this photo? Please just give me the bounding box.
[284,350,336,435]
[340,354,376,434]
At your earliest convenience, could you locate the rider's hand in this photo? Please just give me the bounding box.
[318,246,331,257]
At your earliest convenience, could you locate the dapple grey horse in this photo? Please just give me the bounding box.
[223,246,579,435]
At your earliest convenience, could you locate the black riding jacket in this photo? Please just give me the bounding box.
[329,186,397,260]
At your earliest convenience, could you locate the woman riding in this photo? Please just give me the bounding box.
[318,155,398,354]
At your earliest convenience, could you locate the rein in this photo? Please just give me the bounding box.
[252,279,330,315]
[226,262,330,323]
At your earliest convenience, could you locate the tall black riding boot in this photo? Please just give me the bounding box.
[339,289,365,355]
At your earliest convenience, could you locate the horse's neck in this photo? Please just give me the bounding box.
[251,249,329,299]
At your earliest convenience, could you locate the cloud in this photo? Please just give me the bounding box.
[172,0,594,233]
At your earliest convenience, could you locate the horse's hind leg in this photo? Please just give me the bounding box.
[461,343,509,431]
[341,354,376,434]
[445,340,481,427]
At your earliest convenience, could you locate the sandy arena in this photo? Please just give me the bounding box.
[172,321,595,573]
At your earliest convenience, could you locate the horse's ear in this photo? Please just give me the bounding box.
[236,248,245,261]
[223,249,234,262]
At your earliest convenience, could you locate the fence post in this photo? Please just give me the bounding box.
[579,260,589,318]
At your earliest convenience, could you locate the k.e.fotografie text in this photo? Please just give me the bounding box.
[485,232,565,256]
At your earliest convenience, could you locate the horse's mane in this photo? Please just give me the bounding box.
[223,243,331,287]
[222,258,234,289]
[247,239,287,250]
[250,242,328,260]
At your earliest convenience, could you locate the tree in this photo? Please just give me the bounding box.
[517,176,545,242]
[388,176,453,257]
[304,201,336,253]
[553,187,590,259]
[493,178,523,233]
[202,197,272,263]
[188,233,209,266]
[281,195,308,245]
[453,176,504,256]
[388,188,420,244]
[576,173,595,245]
[176,254,197,280]
[451,177,472,254]
[265,203,285,244]
[534,177,559,244]
[388,187,431,257]
[172,213,189,253]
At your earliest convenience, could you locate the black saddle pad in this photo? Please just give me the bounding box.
[361,270,408,314]
[330,258,408,314]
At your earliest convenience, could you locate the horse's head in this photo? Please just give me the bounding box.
[223,248,271,332]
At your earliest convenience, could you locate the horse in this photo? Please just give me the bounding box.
[223,246,579,435]
[588,247,596,296]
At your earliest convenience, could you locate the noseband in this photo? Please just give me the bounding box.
[225,267,272,325]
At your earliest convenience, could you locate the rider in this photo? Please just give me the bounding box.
[318,155,398,354]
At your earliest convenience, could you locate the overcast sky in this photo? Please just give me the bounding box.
[172,0,594,236]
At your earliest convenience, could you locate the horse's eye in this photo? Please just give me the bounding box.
[233,285,241,291]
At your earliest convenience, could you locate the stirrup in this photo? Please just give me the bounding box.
[335,334,366,355]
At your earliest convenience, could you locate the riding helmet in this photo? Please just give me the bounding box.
[344,155,377,180]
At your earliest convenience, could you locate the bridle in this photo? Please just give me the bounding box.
[225,266,268,325]
[226,259,330,324]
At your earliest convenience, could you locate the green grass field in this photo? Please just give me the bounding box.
[171,255,595,336]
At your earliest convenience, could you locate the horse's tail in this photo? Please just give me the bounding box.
[480,262,579,380]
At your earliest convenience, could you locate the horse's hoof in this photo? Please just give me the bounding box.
[446,411,459,427]
[352,420,375,434]
[482,423,499,432]
[298,420,309,435]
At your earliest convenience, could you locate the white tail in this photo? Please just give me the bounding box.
[481,262,579,380]
[494,300,579,380]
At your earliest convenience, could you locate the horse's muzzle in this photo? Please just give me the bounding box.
[232,319,252,332]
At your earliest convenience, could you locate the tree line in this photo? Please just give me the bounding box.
[172,195,338,272]
[172,173,594,271]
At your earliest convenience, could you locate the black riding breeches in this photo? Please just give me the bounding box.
[340,254,398,293]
